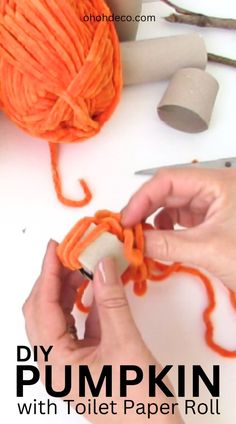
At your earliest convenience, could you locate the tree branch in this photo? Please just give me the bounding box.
[161,0,236,68]
[161,0,201,16]
[162,0,236,30]
[165,13,236,30]
[208,53,236,68]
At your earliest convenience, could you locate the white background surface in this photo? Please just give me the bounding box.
[1,0,236,423]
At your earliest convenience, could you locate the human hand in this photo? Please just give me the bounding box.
[122,168,236,292]
[23,241,183,423]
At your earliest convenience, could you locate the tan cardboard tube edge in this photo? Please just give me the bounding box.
[121,33,207,86]
[106,0,142,41]
[157,68,219,133]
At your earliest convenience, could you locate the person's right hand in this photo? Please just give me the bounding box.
[122,168,236,292]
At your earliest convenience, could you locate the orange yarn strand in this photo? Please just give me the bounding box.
[179,265,236,358]
[0,1,122,206]
[76,280,91,314]
[57,210,236,359]
[49,143,92,207]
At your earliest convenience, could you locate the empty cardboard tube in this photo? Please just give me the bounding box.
[106,0,142,41]
[158,68,219,133]
[79,224,129,277]
[121,33,207,86]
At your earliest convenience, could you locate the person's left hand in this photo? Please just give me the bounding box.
[23,240,183,424]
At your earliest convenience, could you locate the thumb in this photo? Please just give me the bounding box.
[145,229,207,267]
[93,257,140,345]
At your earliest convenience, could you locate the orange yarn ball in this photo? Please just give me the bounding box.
[0,0,122,206]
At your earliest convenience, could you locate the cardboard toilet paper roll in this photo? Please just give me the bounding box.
[106,0,142,41]
[158,68,219,133]
[121,33,207,86]
[79,224,129,278]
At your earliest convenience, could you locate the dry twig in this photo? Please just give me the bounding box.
[161,0,236,68]
[162,0,236,29]
[208,53,236,68]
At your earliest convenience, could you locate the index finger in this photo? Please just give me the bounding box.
[121,168,222,227]
[23,240,83,346]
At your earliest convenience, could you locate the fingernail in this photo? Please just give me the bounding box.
[47,239,56,249]
[49,238,57,244]
[97,257,118,286]
[120,208,128,226]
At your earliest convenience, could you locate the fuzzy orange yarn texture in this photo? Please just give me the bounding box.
[0,0,122,206]
[57,210,236,359]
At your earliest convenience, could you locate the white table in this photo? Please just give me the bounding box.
[1,1,236,423]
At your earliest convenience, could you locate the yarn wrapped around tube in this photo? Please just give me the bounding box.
[0,0,122,206]
[57,210,236,359]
